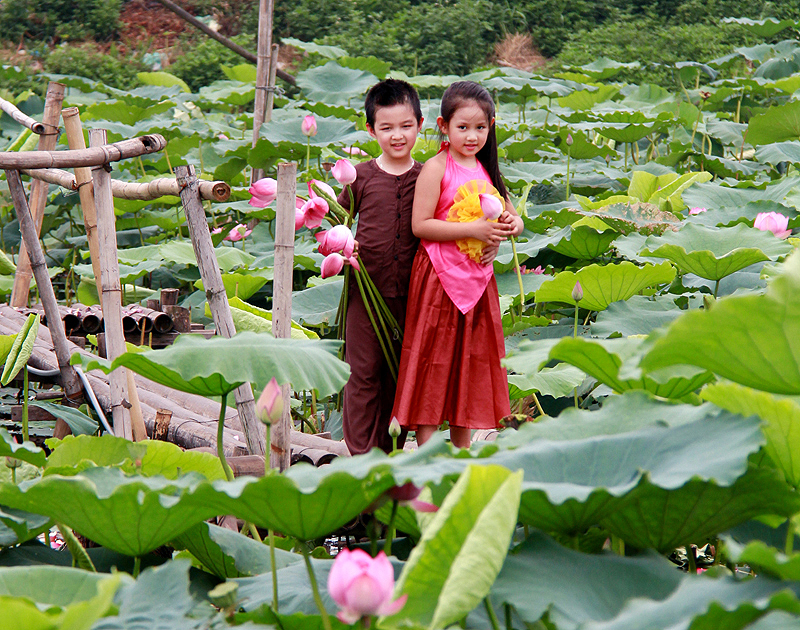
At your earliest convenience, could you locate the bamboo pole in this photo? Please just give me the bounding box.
[20,166,231,201]
[5,170,82,402]
[251,0,275,184]
[271,162,296,471]
[0,95,46,134]
[150,0,295,86]
[10,82,65,307]
[0,134,167,170]
[251,43,280,183]
[89,129,146,441]
[176,164,266,457]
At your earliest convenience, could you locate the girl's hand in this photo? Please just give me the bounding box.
[469,217,510,245]
[481,241,500,265]
[498,210,524,236]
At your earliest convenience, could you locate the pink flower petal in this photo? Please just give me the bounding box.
[348,256,360,272]
[479,193,504,220]
[332,159,357,185]
[321,253,345,278]
[376,594,408,617]
[409,499,439,513]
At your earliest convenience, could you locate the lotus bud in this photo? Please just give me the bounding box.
[224,223,252,242]
[327,549,408,625]
[479,193,504,220]
[754,212,791,239]
[332,159,357,185]
[388,417,401,438]
[566,133,573,146]
[387,482,438,512]
[571,280,583,302]
[256,377,283,426]
[301,114,317,137]
[4,457,21,470]
[308,179,336,201]
[321,253,346,278]
[248,177,277,207]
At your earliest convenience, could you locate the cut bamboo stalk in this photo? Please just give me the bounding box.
[20,166,231,202]
[271,162,296,471]
[10,81,65,307]
[4,170,82,402]
[251,0,275,184]
[0,95,46,134]
[266,44,279,124]
[176,164,266,457]
[89,129,141,441]
[0,134,167,170]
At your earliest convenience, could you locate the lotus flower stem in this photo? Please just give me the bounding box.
[217,392,235,482]
[714,280,720,298]
[484,597,501,630]
[269,528,279,613]
[346,184,356,227]
[361,270,401,337]
[565,148,571,201]
[786,521,795,556]
[505,603,513,630]
[510,236,525,318]
[383,499,399,557]
[685,543,697,574]
[359,276,399,367]
[574,303,580,408]
[305,138,311,174]
[531,393,545,417]
[133,556,141,578]
[353,271,397,380]
[300,542,333,630]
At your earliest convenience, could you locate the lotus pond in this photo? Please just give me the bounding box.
[2,18,800,630]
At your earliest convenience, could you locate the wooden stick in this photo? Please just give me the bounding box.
[271,162,297,471]
[89,129,137,440]
[176,164,266,457]
[0,134,167,170]
[0,95,46,134]
[10,81,65,308]
[251,43,280,183]
[4,170,82,402]
[251,0,275,184]
[150,0,295,86]
[20,166,231,201]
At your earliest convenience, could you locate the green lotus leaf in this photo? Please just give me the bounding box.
[640,252,800,394]
[45,434,146,475]
[194,271,268,300]
[0,251,15,276]
[1,313,39,386]
[746,100,800,146]
[483,75,579,98]
[582,572,800,630]
[208,296,317,340]
[137,71,189,92]
[382,465,523,630]
[548,224,619,259]
[0,468,218,556]
[702,382,800,488]
[601,466,800,553]
[281,37,346,58]
[682,175,800,212]
[158,241,255,272]
[721,17,798,37]
[171,521,300,579]
[0,506,51,548]
[296,61,377,105]
[292,278,344,327]
[490,532,682,630]
[756,141,800,166]
[685,200,797,229]
[534,261,676,311]
[501,161,567,187]
[562,57,641,80]
[544,203,681,235]
[547,337,714,398]
[592,295,684,337]
[201,454,395,540]
[0,429,46,468]
[31,401,97,436]
[508,363,586,399]
[552,127,616,158]
[0,335,15,367]
[640,223,792,281]
[71,331,349,398]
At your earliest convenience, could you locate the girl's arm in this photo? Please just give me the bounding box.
[412,156,514,244]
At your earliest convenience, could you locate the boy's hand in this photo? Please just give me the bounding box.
[481,242,500,265]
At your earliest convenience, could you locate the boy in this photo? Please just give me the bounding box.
[337,79,424,455]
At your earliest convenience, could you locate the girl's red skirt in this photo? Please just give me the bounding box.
[391,248,511,431]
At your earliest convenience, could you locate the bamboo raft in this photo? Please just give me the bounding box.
[0,305,349,460]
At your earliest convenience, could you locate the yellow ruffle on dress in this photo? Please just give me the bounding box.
[446,179,504,263]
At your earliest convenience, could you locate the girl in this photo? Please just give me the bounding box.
[391,81,523,449]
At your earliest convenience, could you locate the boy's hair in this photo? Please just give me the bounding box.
[364,79,423,128]
[440,81,508,199]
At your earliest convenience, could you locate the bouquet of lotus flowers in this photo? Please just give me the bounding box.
[446,180,505,263]
[252,158,402,380]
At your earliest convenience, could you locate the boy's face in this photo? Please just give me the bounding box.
[367,102,421,161]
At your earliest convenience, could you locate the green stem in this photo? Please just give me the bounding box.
[685,543,697,574]
[565,148,571,201]
[301,542,332,630]
[133,556,141,578]
[504,603,513,630]
[510,236,525,319]
[392,433,398,452]
[306,138,311,174]
[360,261,402,336]
[383,500,399,557]
[217,392,234,482]
[354,270,397,380]
[265,422,271,477]
[786,520,795,556]
[484,597,501,630]
[714,280,720,299]
[269,529,279,613]
[347,184,356,227]
[531,392,545,417]
[22,366,29,442]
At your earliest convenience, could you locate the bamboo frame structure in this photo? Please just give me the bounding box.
[10,82,65,307]
[0,135,167,170]
[251,0,275,185]
[0,95,46,134]
[271,162,297,471]
[176,164,266,457]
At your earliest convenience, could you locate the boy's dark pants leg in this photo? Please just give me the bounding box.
[343,291,407,455]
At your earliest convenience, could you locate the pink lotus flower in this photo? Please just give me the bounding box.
[256,377,282,426]
[387,482,438,512]
[301,114,317,137]
[519,265,544,275]
[479,193,504,220]
[321,252,358,278]
[316,225,355,257]
[308,179,336,201]
[688,207,707,215]
[248,177,278,207]
[224,224,252,242]
[343,146,369,157]
[301,197,329,229]
[754,212,791,239]
[327,549,407,624]
[332,159,357,185]
[295,197,307,231]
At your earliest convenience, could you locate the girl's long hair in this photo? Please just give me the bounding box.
[440,81,508,199]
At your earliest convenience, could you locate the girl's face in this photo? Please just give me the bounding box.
[438,101,493,159]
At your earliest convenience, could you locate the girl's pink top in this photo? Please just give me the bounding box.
[421,151,495,314]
